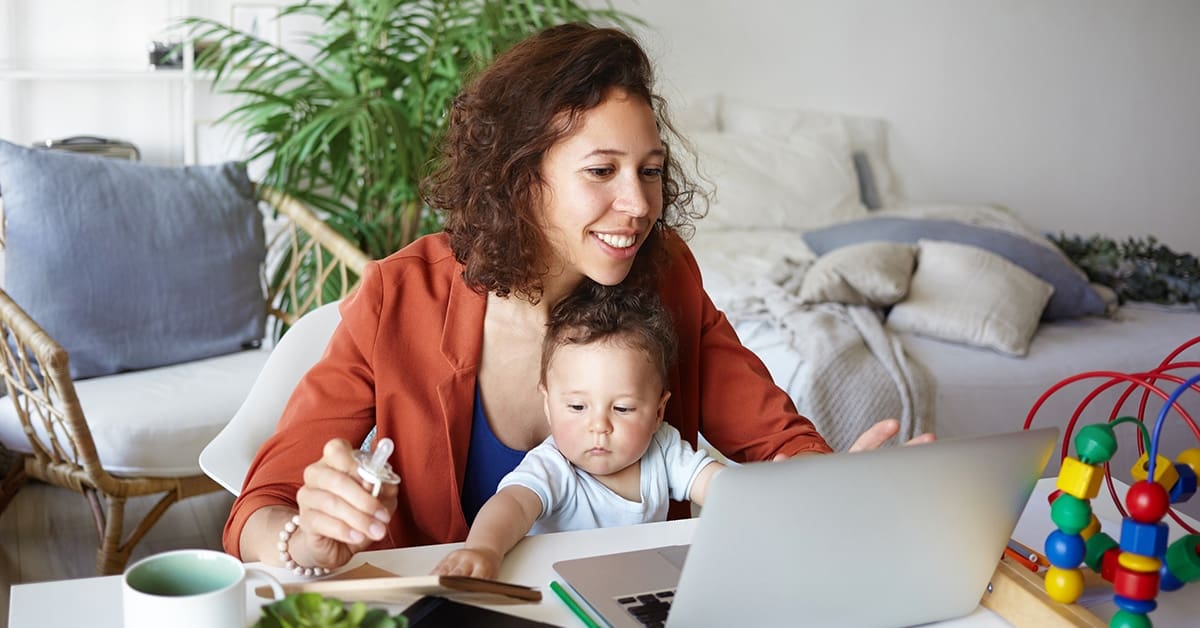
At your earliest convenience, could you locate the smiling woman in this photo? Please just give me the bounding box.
[225,23,917,577]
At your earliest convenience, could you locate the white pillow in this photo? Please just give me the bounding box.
[799,241,915,306]
[687,130,866,232]
[886,240,1054,356]
[721,98,900,207]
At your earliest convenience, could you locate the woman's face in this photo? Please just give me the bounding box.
[538,88,665,289]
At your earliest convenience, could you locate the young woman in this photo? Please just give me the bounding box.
[228,23,929,573]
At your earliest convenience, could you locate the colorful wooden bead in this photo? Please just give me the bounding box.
[1126,480,1170,523]
[1120,519,1169,558]
[1112,594,1157,615]
[1044,530,1086,568]
[1118,551,1161,573]
[1164,534,1200,583]
[1109,610,1152,628]
[1057,457,1103,500]
[1177,448,1200,477]
[1113,564,1160,600]
[1131,451,1181,491]
[1159,562,1185,592]
[1050,493,1092,535]
[1044,566,1085,603]
[1169,463,1197,504]
[1073,423,1117,464]
[1079,514,1101,541]
[1047,488,1063,505]
[1101,547,1122,582]
[1084,533,1119,572]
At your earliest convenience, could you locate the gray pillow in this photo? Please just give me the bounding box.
[801,216,1106,321]
[0,140,266,379]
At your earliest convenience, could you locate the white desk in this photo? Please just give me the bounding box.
[10,478,1199,627]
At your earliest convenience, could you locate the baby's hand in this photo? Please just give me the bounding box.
[431,547,502,580]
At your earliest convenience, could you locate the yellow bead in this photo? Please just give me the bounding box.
[1079,514,1101,541]
[1044,566,1085,603]
[1117,551,1162,573]
[1130,452,1180,490]
[1178,449,1200,477]
[1057,457,1103,500]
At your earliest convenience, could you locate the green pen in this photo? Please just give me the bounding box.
[550,580,603,628]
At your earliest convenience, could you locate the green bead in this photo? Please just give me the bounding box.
[1051,494,1093,535]
[1084,532,1119,572]
[1074,423,1118,465]
[1109,609,1153,628]
[1164,534,1200,583]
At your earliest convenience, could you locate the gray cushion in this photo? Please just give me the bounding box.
[0,140,266,379]
[801,216,1106,321]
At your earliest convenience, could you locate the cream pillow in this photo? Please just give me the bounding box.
[887,240,1054,356]
[799,241,915,306]
[686,130,866,233]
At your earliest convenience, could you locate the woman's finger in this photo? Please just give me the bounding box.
[847,419,901,452]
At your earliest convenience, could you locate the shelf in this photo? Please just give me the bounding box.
[0,67,191,81]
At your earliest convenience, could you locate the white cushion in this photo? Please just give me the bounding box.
[799,241,916,306]
[0,348,269,477]
[688,129,866,233]
[886,240,1055,357]
[720,98,900,207]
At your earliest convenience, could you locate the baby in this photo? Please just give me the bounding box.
[433,284,723,579]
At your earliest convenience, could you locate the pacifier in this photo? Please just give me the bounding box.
[353,437,401,497]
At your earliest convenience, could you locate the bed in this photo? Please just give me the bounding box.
[678,96,1200,516]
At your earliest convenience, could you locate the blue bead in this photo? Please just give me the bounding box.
[1044,530,1086,568]
[1120,518,1169,558]
[1159,563,1185,592]
[1113,594,1157,614]
[1169,463,1197,504]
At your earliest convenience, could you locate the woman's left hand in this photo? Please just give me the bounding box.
[847,418,935,452]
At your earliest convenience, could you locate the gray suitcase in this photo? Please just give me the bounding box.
[35,135,141,160]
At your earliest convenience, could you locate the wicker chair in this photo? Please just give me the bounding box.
[0,186,370,574]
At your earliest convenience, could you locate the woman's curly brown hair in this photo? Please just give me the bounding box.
[422,23,704,303]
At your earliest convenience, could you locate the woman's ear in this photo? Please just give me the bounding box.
[656,390,671,423]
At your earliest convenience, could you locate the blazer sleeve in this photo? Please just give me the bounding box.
[661,237,832,463]
[222,261,384,557]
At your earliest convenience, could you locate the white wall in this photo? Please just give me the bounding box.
[607,0,1200,251]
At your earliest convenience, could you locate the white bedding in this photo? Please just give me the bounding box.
[690,222,1200,518]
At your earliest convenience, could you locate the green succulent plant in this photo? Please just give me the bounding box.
[1050,233,1200,306]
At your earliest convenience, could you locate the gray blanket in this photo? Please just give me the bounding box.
[725,258,933,451]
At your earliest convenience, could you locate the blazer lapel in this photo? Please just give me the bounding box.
[435,274,485,536]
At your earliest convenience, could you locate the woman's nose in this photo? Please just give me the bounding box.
[613,175,652,218]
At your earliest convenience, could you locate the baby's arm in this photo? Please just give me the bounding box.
[431,485,543,579]
[687,461,725,507]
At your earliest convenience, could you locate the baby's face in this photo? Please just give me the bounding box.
[542,338,668,480]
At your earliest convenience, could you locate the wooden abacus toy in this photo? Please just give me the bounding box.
[1024,337,1200,628]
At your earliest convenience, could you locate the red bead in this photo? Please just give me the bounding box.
[1101,547,1121,582]
[1113,564,1160,601]
[1126,480,1170,523]
[1048,488,1063,505]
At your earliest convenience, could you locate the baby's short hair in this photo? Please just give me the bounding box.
[540,282,677,388]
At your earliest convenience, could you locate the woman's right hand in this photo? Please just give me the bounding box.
[291,438,399,569]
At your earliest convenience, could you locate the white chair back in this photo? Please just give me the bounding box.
[199,301,342,495]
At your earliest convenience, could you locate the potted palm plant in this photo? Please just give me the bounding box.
[185,1,634,320]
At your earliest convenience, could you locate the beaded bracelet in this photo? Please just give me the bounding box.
[278,514,331,577]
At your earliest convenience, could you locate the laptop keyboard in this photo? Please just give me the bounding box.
[616,589,675,627]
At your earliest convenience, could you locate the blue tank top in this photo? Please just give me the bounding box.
[460,383,527,524]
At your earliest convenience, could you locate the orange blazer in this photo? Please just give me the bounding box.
[225,233,830,556]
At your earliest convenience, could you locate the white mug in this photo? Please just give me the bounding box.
[122,549,284,628]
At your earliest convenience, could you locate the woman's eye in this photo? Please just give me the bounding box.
[640,167,663,179]
[585,167,614,178]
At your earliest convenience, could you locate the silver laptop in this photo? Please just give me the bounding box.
[553,427,1058,628]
